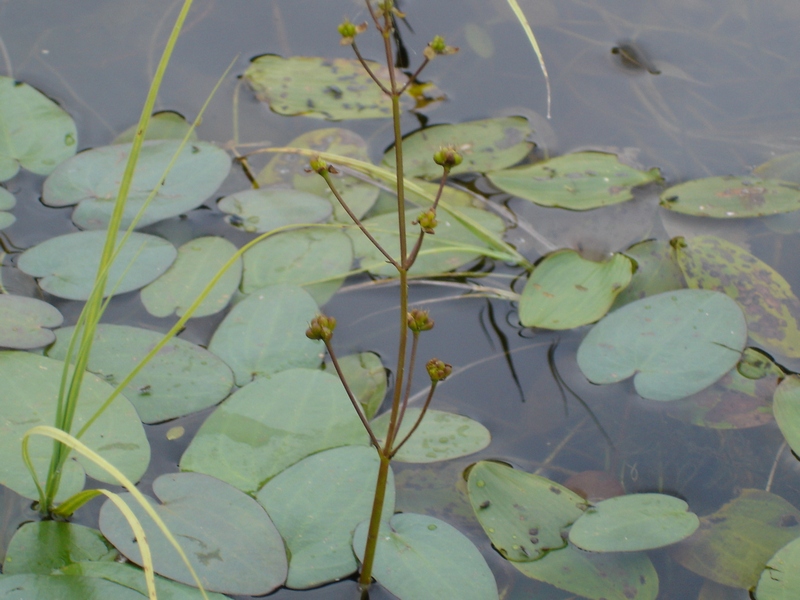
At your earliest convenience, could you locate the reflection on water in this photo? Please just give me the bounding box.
[1,0,800,597]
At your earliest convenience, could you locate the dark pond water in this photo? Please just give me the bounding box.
[2,0,800,598]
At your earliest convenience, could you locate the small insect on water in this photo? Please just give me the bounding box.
[611,41,661,75]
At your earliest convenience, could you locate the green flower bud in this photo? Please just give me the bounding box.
[433,145,463,170]
[309,156,328,174]
[408,309,434,332]
[415,209,437,234]
[424,36,459,60]
[338,20,357,39]
[426,358,452,382]
[306,314,337,341]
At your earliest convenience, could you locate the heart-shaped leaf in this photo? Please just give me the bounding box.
[4,522,114,575]
[756,535,800,599]
[207,284,322,386]
[0,76,77,181]
[352,513,498,600]
[569,493,699,552]
[141,236,241,318]
[0,351,149,501]
[487,151,661,210]
[577,289,747,401]
[218,188,332,233]
[611,239,686,310]
[257,446,395,589]
[47,324,233,424]
[99,472,287,595]
[181,369,369,494]
[0,294,63,349]
[383,117,533,179]
[42,140,230,230]
[242,228,353,306]
[371,409,491,463]
[18,230,176,300]
[245,55,411,120]
[660,176,800,217]
[519,250,633,329]
[0,574,145,599]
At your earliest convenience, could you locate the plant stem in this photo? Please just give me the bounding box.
[390,382,437,458]
[392,331,419,445]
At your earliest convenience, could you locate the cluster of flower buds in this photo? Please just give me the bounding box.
[433,145,463,170]
[337,20,368,45]
[414,209,437,234]
[306,315,337,342]
[308,156,338,175]
[426,358,452,382]
[424,35,459,60]
[407,308,434,333]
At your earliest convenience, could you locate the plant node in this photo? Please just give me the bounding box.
[426,358,452,382]
[433,145,463,170]
[306,314,337,341]
[408,309,434,332]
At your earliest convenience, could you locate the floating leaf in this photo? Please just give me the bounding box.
[141,236,241,318]
[42,140,230,230]
[99,472,287,595]
[519,250,632,329]
[257,128,379,222]
[245,55,410,120]
[208,284,321,386]
[660,176,800,217]
[612,239,686,310]
[773,376,800,456]
[576,289,747,401]
[674,235,800,357]
[0,75,78,181]
[61,561,230,600]
[351,206,506,277]
[113,111,198,144]
[383,117,533,179]
[662,348,780,429]
[0,573,145,599]
[218,188,331,233]
[756,535,800,599]
[47,324,233,424]
[0,187,16,230]
[324,352,386,419]
[18,230,176,301]
[569,493,699,552]
[372,409,491,463]
[0,351,149,501]
[0,294,63,349]
[671,489,800,589]
[4,522,114,575]
[352,513,498,600]
[181,369,369,494]
[512,544,658,600]
[487,151,661,210]
[257,446,395,589]
[467,461,586,562]
[242,228,352,306]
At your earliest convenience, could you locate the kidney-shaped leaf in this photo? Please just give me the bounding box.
[520,250,633,329]
[218,188,332,233]
[660,176,800,218]
[42,140,230,230]
[577,289,747,401]
[180,369,369,494]
[487,151,661,210]
[0,351,149,501]
[0,76,77,181]
[208,284,322,386]
[383,117,533,179]
[141,236,241,318]
[257,446,395,589]
[756,535,800,600]
[99,472,287,595]
[674,235,800,358]
[245,55,410,120]
[513,544,658,600]
[0,294,63,349]
[569,493,699,552]
[352,512,498,600]
[371,408,490,463]
[467,461,586,562]
[47,324,233,424]
[18,230,176,300]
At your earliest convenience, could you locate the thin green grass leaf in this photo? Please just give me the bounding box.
[505,0,551,118]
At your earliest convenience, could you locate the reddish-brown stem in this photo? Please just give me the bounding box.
[391,330,419,447]
[398,57,430,95]
[390,382,437,458]
[404,167,449,269]
[352,42,391,95]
